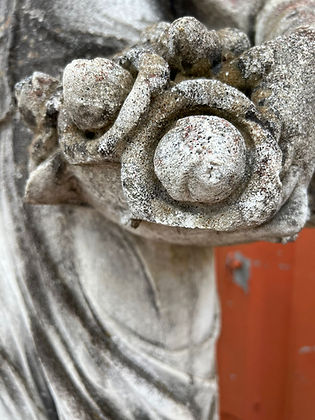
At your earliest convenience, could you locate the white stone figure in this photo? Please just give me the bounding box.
[0,1,314,419]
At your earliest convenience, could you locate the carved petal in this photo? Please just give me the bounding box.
[24,152,85,205]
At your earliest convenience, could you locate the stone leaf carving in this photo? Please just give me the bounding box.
[15,17,315,245]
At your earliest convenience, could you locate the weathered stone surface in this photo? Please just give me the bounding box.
[1,1,314,420]
[16,16,315,244]
[154,115,247,204]
[63,58,133,131]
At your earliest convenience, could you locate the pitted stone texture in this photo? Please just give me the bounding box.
[156,17,221,72]
[15,72,61,167]
[4,3,315,420]
[15,16,315,244]
[154,116,246,204]
[122,78,282,232]
[63,58,133,131]
[218,27,251,58]
[15,72,60,129]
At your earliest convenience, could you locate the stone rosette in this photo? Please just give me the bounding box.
[15,17,315,244]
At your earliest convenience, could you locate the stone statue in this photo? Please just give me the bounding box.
[0,1,314,419]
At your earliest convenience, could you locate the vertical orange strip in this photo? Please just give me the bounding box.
[216,236,304,420]
[285,229,315,420]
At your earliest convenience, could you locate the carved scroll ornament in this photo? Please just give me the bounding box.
[15,17,315,246]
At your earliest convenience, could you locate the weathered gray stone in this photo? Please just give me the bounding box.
[153,115,247,204]
[1,1,314,419]
[63,58,133,131]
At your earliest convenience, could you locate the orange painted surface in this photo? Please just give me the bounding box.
[215,229,315,420]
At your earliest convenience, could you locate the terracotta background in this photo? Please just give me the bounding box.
[216,228,315,420]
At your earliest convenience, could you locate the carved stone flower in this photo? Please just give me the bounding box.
[15,18,315,245]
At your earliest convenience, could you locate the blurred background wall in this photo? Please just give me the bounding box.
[216,229,315,420]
